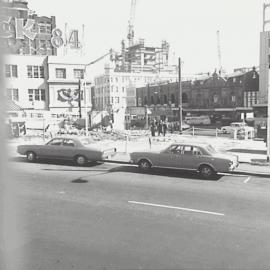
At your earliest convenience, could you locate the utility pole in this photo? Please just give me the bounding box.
[263,3,270,162]
[78,79,82,118]
[178,58,183,134]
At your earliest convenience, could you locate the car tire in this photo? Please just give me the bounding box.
[199,164,215,179]
[138,159,152,171]
[75,155,87,166]
[26,151,36,162]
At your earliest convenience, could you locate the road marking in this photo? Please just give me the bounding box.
[128,200,225,216]
[244,176,251,183]
[58,191,66,194]
[219,172,248,177]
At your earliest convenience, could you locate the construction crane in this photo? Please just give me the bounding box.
[127,0,137,47]
[216,30,223,74]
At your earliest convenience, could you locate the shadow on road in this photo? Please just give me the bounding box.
[108,165,222,181]
[9,156,104,169]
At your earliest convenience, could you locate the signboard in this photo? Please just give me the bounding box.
[127,106,146,115]
[0,16,82,51]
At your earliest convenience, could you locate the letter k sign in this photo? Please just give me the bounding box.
[15,18,37,40]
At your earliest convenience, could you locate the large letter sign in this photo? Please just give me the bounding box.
[0,16,14,38]
[51,28,64,48]
[15,18,37,40]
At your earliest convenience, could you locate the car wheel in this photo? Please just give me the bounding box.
[199,165,215,179]
[26,151,36,162]
[75,155,87,166]
[138,159,152,171]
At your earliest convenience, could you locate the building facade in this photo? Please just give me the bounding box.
[136,69,259,122]
[47,56,91,116]
[93,64,178,112]
[4,54,91,119]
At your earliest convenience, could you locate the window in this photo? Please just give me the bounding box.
[171,94,175,104]
[56,68,66,79]
[28,89,45,101]
[5,65,17,78]
[115,97,119,103]
[122,87,125,92]
[192,147,202,156]
[182,93,188,103]
[63,139,75,147]
[38,23,52,34]
[74,69,84,79]
[7,88,19,101]
[164,95,167,104]
[47,138,63,146]
[27,66,44,78]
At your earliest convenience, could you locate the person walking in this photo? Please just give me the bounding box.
[163,122,167,137]
[158,121,163,136]
[150,122,156,137]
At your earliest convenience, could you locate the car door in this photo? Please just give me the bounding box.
[158,144,185,168]
[41,138,64,159]
[178,145,199,169]
[60,138,77,160]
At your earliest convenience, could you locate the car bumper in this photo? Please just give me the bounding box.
[228,162,239,171]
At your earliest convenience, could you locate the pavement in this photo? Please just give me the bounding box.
[7,133,270,176]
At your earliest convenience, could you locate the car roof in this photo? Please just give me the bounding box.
[170,142,211,148]
[49,136,81,142]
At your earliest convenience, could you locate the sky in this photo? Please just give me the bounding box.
[29,0,267,76]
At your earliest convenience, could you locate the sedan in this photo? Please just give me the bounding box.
[130,142,238,179]
[17,137,116,165]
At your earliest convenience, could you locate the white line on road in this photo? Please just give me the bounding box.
[219,172,248,177]
[128,200,225,216]
[244,176,251,184]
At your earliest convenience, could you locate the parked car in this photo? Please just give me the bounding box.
[130,142,239,179]
[17,137,116,165]
[220,122,254,134]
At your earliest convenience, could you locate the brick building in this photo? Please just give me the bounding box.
[136,68,259,123]
[1,0,57,55]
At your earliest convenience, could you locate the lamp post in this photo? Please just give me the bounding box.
[178,57,183,134]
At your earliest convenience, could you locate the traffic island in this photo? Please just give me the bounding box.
[250,159,270,166]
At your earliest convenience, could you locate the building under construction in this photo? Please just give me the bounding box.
[113,39,176,74]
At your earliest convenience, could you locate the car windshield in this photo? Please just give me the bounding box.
[206,145,217,154]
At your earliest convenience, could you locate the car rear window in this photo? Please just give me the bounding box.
[206,145,217,154]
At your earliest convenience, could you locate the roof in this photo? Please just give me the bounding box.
[6,99,23,111]
[170,142,211,148]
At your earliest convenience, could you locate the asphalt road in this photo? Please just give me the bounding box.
[1,157,270,270]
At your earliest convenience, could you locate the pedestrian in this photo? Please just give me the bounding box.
[158,121,163,136]
[163,122,167,136]
[150,122,155,137]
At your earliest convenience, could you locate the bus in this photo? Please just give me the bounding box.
[184,115,211,125]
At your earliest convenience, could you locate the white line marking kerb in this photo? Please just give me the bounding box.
[128,200,225,216]
[244,176,251,183]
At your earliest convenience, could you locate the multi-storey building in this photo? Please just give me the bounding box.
[1,0,57,55]
[4,54,91,119]
[136,69,259,122]
[47,56,91,116]
[93,64,178,112]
